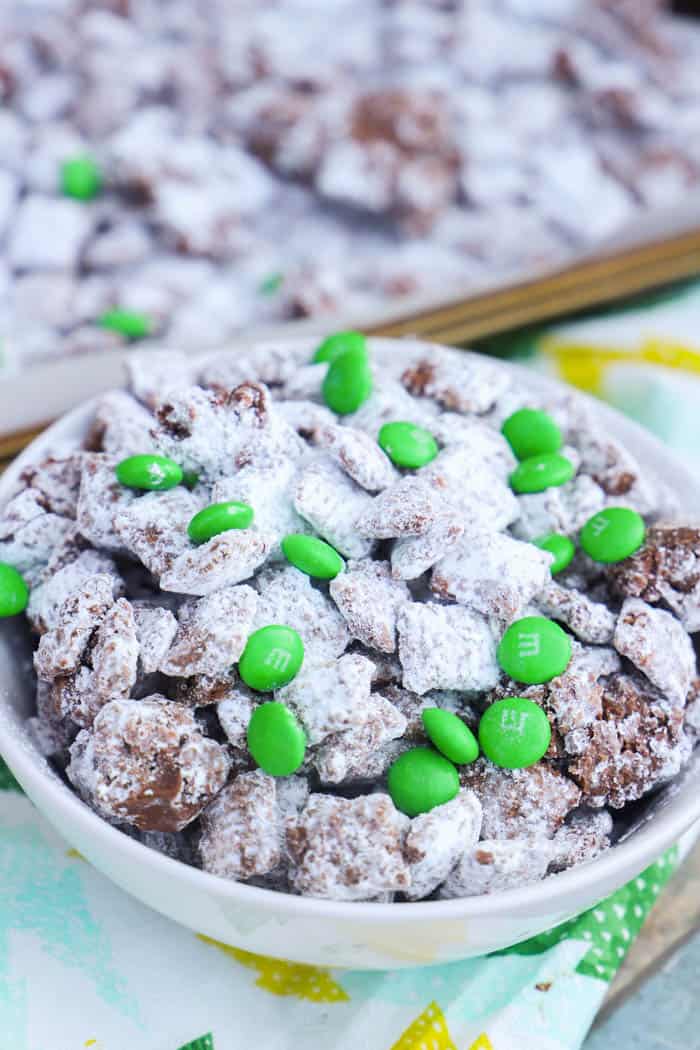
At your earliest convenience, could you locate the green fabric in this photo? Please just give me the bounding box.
[178,1035,215,1050]
[492,848,678,982]
[0,757,21,793]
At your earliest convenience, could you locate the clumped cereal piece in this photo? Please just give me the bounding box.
[460,758,581,840]
[431,415,516,478]
[254,565,349,658]
[401,347,509,415]
[355,476,439,538]
[390,511,465,581]
[20,455,83,518]
[87,390,156,458]
[537,580,617,644]
[608,525,700,632]
[422,444,519,532]
[397,603,499,695]
[294,457,375,559]
[217,684,259,748]
[159,586,257,677]
[160,528,272,596]
[276,652,374,744]
[330,559,410,653]
[27,549,121,632]
[51,665,99,730]
[199,770,280,881]
[613,598,694,705]
[567,672,687,808]
[548,810,613,873]
[513,475,606,541]
[440,838,552,898]
[34,574,115,680]
[0,490,75,582]
[431,531,552,623]
[575,425,658,515]
[113,488,201,578]
[152,381,302,481]
[212,459,307,552]
[347,378,439,438]
[27,679,77,758]
[404,790,483,900]
[380,683,431,740]
[91,598,139,701]
[286,793,410,901]
[68,697,231,832]
[132,604,178,674]
[312,692,407,784]
[313,422,398,492]
[276,400,337,439]
[201,345,298,393]
[77,454,136,551]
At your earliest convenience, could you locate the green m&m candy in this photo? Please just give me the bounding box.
[478,697,551,769]
[501,408,562,461]
[99,309,152,340]
[313,330,366,364]
[422,708,479,766]
[115,453,183,491]
[238,625,304,691]
[510,452,574,494]
[60,156,103,200]
[497,615,571,685]
[247,702,306,776]
[0,563,29,618]
[378,421,438,469]
[580,507,646,564]
[387,747,460,817]
[533,532,575,575]
[281,534,344,579]
[188,501,254,544]
[322,345,373,415]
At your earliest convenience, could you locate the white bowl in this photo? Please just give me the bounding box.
[1,341,700,970]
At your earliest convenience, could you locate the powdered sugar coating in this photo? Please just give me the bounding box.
[91,598,139,703]
[312,692,407,785]
[441,838,552,898]
[513,475,606,541]
[277,652,374,745]
[397,602,499,696]
[432,531,552,624]
[77,454,135,552]
[330,559,410,653]
[538,579,617,644]
[254,565,349,659]
[34,574,115,680]
[314,423,398,492]
[159,586,257,678]
[613,598,695,705]
[404,790,483,900]
[132,604,178,675]
[294,457,376,559]
[67,697,231,832]
[114,488,201,578]
[27,549,122,632]
[160,528,273,596]
[87,391,156,459]
[460,759,581,841]
[217,686,259,749]
[421,444,520,532]
[401,348,510,415]
[548,810,613,874]
[199,770,280,881]
[286,793,410,901]
[391,510,465,581]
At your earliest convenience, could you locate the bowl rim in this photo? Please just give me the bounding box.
[2,339,700,925]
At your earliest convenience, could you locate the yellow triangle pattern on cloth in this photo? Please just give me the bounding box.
[468,1036,494,1050]
[390,1001,457,1050]
[196,935,349,1002]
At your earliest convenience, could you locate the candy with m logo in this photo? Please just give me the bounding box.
[497,615,571,684]
[580,506,646,564]
[479,697,551,769]
[239,625,304,691]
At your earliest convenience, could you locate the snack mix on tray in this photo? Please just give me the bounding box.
[1,333,699,902]
[2,1,700,368]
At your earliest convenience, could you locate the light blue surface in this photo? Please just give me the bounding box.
[583,932,700,1050]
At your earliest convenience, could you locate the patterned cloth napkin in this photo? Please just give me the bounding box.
[3,281,700,1050]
